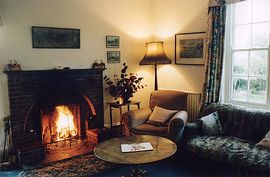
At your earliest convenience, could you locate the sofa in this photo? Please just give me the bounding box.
[184,103,270,173]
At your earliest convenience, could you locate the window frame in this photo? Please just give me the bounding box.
[223,1,270,109]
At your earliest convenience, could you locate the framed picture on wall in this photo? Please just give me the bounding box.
[107,51,120,63]
[175,32,206,65]
[106,35,120,48]
[32,26,80,48]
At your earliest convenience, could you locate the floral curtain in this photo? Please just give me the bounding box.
[200,0,246,111]
[200,0,227,110]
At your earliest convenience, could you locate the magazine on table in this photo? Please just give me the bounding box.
[121,142,153,153]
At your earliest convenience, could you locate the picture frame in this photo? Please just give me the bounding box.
[107,51,120,63]
[175,32,206,65]
[32,26,80,48]
[106,35,120,48]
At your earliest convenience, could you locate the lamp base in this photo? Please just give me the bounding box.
[154,65,158,90]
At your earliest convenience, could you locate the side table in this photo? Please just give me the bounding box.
[107,100,140,134]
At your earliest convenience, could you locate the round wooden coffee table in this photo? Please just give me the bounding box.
[94,135,177,177]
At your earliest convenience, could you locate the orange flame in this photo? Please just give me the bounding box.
[55,106,77,141]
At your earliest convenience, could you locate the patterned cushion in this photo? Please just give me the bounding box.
[200,111,223,135]
[187,135,270,172]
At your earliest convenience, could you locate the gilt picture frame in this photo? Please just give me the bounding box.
[32,26,80,48]
[175,32,206,65]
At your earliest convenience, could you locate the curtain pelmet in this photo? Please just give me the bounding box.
[209,0,246,7]
[226,0,246,4]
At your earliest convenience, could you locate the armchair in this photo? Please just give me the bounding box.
[122,90,188,142]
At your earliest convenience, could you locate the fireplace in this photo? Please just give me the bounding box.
[41,105,80,144]
[5,69,104,165]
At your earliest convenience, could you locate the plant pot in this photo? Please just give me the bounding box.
[119,96,130,104]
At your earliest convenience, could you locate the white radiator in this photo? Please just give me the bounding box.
[185,91,201,123]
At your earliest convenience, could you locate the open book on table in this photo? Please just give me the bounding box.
[121,142,153,153]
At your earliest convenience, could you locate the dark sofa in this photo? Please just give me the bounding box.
[184,103,270,173]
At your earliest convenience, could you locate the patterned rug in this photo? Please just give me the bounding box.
[19,153,116,177]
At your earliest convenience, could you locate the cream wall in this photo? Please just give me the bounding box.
[153,0,208,92]
[0,0,154,159]
[0,0,208,158]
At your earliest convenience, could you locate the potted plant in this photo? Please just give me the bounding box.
[104,63,146,104]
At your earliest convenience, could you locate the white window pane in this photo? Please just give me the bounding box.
[250,50,268,76]
[233,25,251,49]
[234,0,251,25]
[232,51,248,75]
[232,77,248,101]
[253,0,270,22]
[228,0,270,107]
[252,23,270,48]
[249,77,267,103]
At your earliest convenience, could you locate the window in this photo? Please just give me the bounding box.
[224,0,270,108]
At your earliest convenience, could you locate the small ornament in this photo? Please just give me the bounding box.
[5,60,22,71]
[92,60,105,69]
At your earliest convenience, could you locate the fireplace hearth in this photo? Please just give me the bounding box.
[5,69,104,165]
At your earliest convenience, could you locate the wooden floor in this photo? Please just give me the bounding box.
[42,139,96,164]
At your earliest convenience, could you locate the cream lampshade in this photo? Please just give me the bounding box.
[139,41,171,90]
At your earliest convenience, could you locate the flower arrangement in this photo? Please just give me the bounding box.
[104,63,146,103]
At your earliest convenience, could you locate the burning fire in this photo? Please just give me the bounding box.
[55,106,77,141]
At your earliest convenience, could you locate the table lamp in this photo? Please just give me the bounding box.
[139,41,171,90]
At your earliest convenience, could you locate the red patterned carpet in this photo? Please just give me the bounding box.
[19,153,115,177]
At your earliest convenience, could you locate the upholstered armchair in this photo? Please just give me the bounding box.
[122,90,188,142]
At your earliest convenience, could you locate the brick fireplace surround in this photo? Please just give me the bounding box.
[5,69,104,165]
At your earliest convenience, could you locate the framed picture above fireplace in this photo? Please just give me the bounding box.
[32,26,80,48]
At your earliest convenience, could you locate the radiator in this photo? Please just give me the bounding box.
[186,92,201,123]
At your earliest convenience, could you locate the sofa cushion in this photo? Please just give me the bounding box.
[203,103,270,142]
[187,135,270,172]
[257,130,270,149]
[200,111,223,135]
[149,106,177,123]
[132,124,168,136]
[146,120,167,127]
